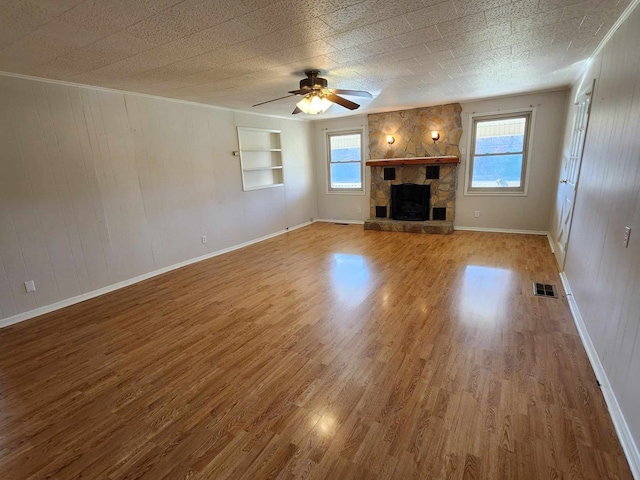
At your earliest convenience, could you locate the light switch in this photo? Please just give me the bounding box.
[24,280,36,293]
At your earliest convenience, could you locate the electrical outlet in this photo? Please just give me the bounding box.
[201,235,207,244]
[623,226,631,248]
[474,211,480,218]
[24,280,36,293]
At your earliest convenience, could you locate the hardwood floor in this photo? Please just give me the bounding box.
[0,223,632,479]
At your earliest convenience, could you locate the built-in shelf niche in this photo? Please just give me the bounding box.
[237,127,283,191]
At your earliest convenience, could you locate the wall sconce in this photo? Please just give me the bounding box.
[431,131,440,143]
[386,135,395,145]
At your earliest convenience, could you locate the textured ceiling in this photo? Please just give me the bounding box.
[0,0,632,118]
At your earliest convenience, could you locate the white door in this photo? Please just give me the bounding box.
[554,89,592,269]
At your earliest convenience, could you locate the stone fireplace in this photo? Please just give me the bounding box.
[364,103,462,235]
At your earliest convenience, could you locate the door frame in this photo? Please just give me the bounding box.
[554,80,594,270]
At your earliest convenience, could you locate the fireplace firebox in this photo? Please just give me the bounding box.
[391,183,430,221]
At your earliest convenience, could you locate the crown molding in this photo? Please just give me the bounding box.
[0,70,309,122]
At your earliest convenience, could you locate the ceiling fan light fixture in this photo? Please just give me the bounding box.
[253,71,371,114]
[296,93,332,114]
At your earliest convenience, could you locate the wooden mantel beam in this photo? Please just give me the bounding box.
[365,156,460,167]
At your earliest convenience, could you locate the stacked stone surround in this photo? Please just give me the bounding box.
[365,104,462,235]
[368,162,458,222]
[368,103,462,160]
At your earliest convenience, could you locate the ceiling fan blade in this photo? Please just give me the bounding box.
[252,94,297,107]
[288,89,311,95]
[325,93,360,110]
[330,89,372,98]
[292,106,302,114]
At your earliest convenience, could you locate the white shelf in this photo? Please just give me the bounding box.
[243,166,283,171]
[244,183,284,191]
[237,127,283,191]
[242,148,282,152]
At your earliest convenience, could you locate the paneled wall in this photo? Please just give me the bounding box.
[0,75,315,322]
[557,5,640,455]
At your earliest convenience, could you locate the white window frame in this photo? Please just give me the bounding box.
[464,108,536,196]
[326,128,365,195]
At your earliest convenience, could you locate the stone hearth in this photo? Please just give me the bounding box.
[364,157,459,234]
[364,218,453,234]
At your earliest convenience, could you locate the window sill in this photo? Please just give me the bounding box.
[464,190,527,197]
[326,189,366,196]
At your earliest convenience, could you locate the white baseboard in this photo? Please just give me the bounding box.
[453,226,548,235]
[286,220,313,232]
[559,272,640,479]
[0,221,313,330]
[547,232,556,254]
[314,218,365,225]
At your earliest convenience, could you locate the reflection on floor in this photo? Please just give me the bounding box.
[0,223,632,479]
[330,253,371,307]
[459,265,513,325]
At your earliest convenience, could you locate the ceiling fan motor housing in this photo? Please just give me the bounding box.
[300,70,327,90]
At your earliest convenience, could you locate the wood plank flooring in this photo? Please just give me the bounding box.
[0,223,633,479]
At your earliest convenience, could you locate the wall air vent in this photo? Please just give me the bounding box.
[383,167,396,180]
[425,165,440,179]
[533,282,558,298]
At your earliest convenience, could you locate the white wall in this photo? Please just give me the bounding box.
[456,90,568,232]
[0,75,315,322]
[553,4,640,467]
[312,115,370,221]
[312,92,567,232]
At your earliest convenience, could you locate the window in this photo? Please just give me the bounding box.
[327,130,364,193]
[466,111,533,195]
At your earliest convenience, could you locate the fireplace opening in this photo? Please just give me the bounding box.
[391,183,430,221]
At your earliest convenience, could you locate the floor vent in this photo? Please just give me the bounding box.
[533,282,558,298]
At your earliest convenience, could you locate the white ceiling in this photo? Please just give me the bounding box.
[0,0,632,118]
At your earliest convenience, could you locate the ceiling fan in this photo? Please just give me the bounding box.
[252,70,373,115]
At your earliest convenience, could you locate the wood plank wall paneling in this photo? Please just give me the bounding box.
[560,3,640,459]
[0,75,315,321]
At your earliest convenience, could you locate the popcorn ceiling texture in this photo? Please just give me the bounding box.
[0,1,628,117]
[365,104,462,234]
